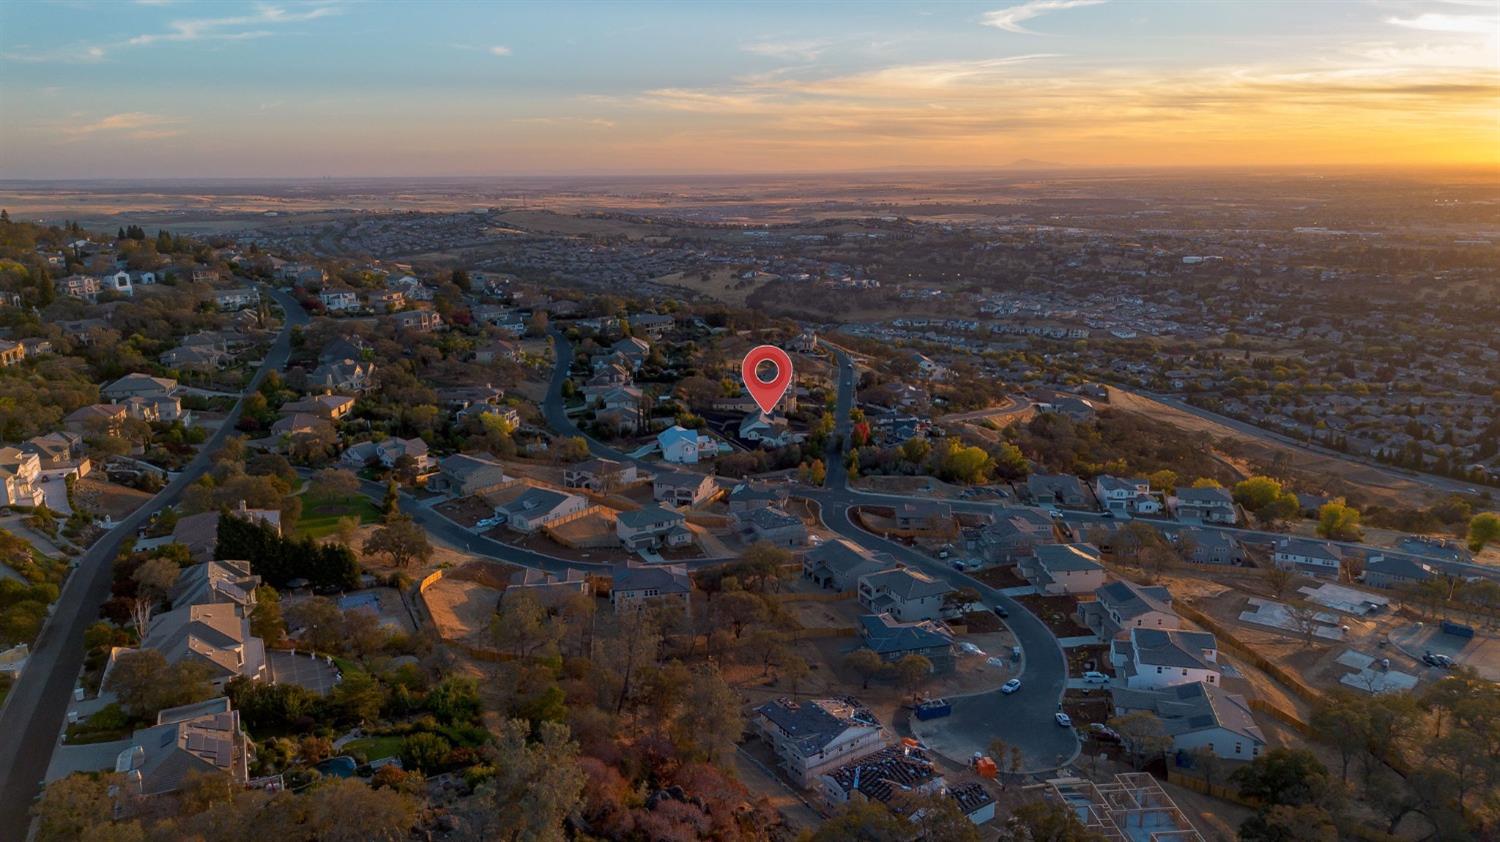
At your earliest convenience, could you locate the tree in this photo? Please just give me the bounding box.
[780,652,810,695]
[285,596,344,654]
[995,799,1107,841]
[674,665,743,764]
[1308,692,1369,782]
[106,649,214,717]
[249,585,285,646]
[1264,564,1294,599]
[491,590,559,658]
[362,516,432,569]
[1109,710,1171,770]
[1468,512,1500,552]
[556,435,590,462]
[297,778,419,842]
[380,479,400,519]
[809,800,908,842]
[1239,804,1337,842]
[1231,747,1331,807]
[844,648,885,689]
[1189,746,1230,795]
[34,773,129,842]
[893,654,932,702]
[474,719,585,842]
[310,467,360,500]
[1316,498,1362,541]
[330,669,386,724]
[399,732,451,773]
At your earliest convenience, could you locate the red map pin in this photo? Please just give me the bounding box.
[741,345,793,414]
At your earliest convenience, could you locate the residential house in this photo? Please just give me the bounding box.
[472,339,520,364]
[652,471,718,507]
[161,344,228,371]
[734,506,808,547]
[1173,486,1238,524]
[271,413,330,439]
[319,336,371,364]
[391,309,443,333]
[436,385,504,414]
[170,560,260,612]
[1363,553,1437,589]
[893,500,953,535]
[609,336,650,369]
[64,404,127,436]
[1110,681,1265,760]
[857,567,952,622]
[282,264,327,287]
[307,358,376,393]
[503,568,591,609]
[1079,580,1179,639]
[191,268,221,284]
[739,412,804,447]
[430,453,510,497]
[817,744,944,811]
[1028,472,1090,508]
[20,338,52,358]
[319,289,360,312]
[615,504,693,551]
[56,274,101,302]
[366,289,405,313]
[610,561,692,613]
[1021,543,1107,595]
[114,697,252,797]
[857,613,955,673]
[754,697,885,787]
[563,458,637,493]
[1095,476,1162,515]
[135,602,267,688]
[0,446,44,507]
[102,373,178,402]
[727,482,789,513]
[802,539,894,591]
[1177,527,1244,566]
[630,313,675,335]
[496,487,589,533]
[102,270,133,296]
[280,394,355,421]
[978,509,1057,564]
[1273,537,1347,578]
[658,425,716,463]
[341,437,431,472]
[213,288,260,311]
[1110,628,1219,690]
[0,340,24,367]
[21,431,86,470]
[949,783,998,826]
[789,330,818,352]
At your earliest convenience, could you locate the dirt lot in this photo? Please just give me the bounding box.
[1015,594,1092,637]
[422,561,517,643]
[1107,387,1447,509]
[74,478,154,521]
[651,267,766,306]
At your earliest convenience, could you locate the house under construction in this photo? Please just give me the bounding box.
[1044,773,1203,842]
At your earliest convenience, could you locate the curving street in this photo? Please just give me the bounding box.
[0,287,310,831]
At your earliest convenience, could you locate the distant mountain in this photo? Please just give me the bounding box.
[1003,158,1065,169]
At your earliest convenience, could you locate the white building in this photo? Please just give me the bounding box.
[1110,628,1219,690]
[658,425,716,463]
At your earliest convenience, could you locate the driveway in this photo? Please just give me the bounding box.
[38,471,72,516]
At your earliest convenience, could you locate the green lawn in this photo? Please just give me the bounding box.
[343,735,404,762]
[294,491,381,539]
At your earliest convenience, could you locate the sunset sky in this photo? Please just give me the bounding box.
[1,0,1496,178]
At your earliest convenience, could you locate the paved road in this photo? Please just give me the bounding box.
[0,287,309,831]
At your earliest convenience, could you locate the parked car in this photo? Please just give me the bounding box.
[992,604,1010,618]
[1002,679,1022,694]
[1081,671,1109,685]
[1055,712,1073,728]
[959,642,986,656]
[1089,723,1122,743]
[1047,510,1064,519]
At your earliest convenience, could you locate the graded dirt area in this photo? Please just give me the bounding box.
[650,268,765,306]
[422,561,514,644]
[73,478,154,521]
[1106,387,1445,509]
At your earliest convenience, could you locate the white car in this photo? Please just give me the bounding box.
[1055,712,1073,728]
[1001,679,1022,694]
[1047,510,1064,519]
[1081,671,1109,684]
[959,642,986,656]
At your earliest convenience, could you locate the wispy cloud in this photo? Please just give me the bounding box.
[1386,11,1499,34]
[489,45,512,57]
[2,43,108,63]
[128,3,341,46]
[742,39,832,62]
[60,112,185,142]
[981,0,1107,35]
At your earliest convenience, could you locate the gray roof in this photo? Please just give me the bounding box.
[1127,628,1217,669]
[745,507,802,531]
[1365,553,1434,583]
[1277,537,1346,562]
[858,613,953,655]
[170,560,259,610]
[1111,681,1264,745]
[616,504,683,530]
[1034,543,1103,573]
[612,561,691,596]
[754,697,880,757]
[498,487,578,519]
[1178,527,1237,553]
[1176,486,1234,506]
[654,471,713,490]
[1096,580,1173,620]
[860,567,952,601]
